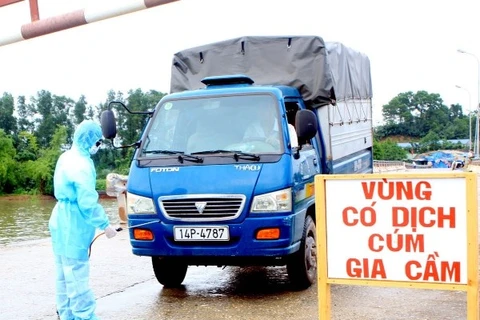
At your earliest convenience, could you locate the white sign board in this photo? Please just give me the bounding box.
[325,177,467,284]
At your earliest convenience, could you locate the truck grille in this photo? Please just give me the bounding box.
[158,194,246,221]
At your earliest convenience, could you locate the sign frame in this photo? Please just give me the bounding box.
[315,172,479,320]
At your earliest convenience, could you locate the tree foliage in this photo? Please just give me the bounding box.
[377,91,469,140]
[0,88,164,194]
[0,129,17,193]
[373,139,408,161]
[0,93,17,136]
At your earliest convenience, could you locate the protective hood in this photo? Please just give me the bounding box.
[73,120,102,154]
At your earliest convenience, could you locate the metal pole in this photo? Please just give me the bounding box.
[475,114,479,156]
[457,49,480,158]
[29,0,39,21]
[455,85,472,151]
[470,113,473,153]
[0,0,23,7]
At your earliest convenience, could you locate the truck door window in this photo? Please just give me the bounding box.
[285,101,300,148]
[285,102,299,127]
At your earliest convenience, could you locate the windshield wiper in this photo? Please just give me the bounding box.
[191,149,260,162]
[191,149,234,155]
[178,154,203,163]
[233,151,260,161]
[143,149,203,163]
[143,149,184,155]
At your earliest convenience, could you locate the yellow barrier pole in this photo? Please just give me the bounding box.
[465,173,479,320]
[316,175,330,319]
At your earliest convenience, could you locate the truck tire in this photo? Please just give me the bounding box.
[286,215,317,290]
[152,257,188,287]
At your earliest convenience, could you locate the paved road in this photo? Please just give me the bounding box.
[0,169,478,320]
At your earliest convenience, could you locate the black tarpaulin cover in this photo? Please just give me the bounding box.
[170,36,372,104]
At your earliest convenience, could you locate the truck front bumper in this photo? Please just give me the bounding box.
[127,214,303,263]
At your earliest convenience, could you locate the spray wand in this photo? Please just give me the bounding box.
[88,220,160,257]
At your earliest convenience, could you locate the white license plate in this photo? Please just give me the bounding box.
[173,226,229,241]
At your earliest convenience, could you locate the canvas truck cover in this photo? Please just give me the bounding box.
[170,36,372,105]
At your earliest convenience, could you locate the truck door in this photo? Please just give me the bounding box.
[285,101,320,200]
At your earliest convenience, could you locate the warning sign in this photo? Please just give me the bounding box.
[325,177,467,283]
[315,172,479,320]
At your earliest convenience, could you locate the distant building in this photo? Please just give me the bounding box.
[443,139,470,146]
[397,142,412,148]
[397,139,470,149]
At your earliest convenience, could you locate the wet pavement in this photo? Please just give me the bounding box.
[0,169,478,320]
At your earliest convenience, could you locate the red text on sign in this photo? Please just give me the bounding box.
[362,180,432,200]
[368,230,424,253]
[346,258,387,279]
[405,252,461,282]
[392,207,456,228]
[342,203,377,226]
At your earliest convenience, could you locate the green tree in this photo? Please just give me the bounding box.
[449,103,464,120]
[418,131,442,152]
[373,139,407,161]
[121,89,154,143]
[0,129,17,193]
[86,105,95,120]
[0,92,17,136]
[382,91,415,125]
[15,131,39,162]
[32,90,55,147]
[16,95,35,133]
[73,95,88,125]
[380,91,449,138]
[25,126,67,194]
[32,91,75,148]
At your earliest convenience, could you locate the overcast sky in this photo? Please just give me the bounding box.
[0,0,479,124]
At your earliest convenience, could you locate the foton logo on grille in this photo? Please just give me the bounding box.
[150,167,180,173]
[195,202,207,214]
[234,164,261,171]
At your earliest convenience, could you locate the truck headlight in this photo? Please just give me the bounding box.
[251,188,292,213]
[126,192,155,214]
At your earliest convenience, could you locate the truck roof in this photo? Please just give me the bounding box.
[164,79,301,100]
[170,36,372,106]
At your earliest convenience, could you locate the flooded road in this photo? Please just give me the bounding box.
[0,196,120,245]
[0,196,54,245]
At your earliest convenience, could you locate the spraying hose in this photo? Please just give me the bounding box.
[88,220,161,257]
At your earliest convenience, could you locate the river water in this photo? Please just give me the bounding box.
[0,196,120,246]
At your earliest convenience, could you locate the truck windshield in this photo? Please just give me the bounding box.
[141,94,283,157]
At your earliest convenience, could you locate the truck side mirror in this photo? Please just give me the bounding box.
[295,109,318,141]
[101,110,117,140]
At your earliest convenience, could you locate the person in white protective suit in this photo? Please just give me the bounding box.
[49,120,117,320]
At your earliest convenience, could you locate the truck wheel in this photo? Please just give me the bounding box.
[152,257,188,287]
[286,215,317,290]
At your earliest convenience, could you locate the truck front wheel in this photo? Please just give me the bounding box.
[152,257,188,287]
[286,215,317,290]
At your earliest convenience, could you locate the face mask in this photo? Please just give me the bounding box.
[89,140,102,155]
[89,145,100,155]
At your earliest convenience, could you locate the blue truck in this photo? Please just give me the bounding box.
[101,35,373,289]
